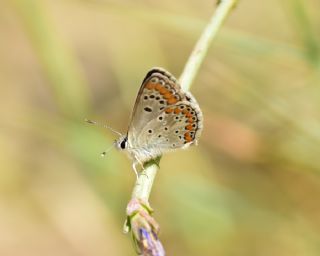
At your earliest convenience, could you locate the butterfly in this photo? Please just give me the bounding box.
[115,67,203,174]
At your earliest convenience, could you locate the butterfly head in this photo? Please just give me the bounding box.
[115,135,128,151]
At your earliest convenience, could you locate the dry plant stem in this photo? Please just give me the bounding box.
[180,0,238,91]
[126,1,238,254]
[131,0,238,202]
[132,164,158,201]
[124,0,237,256]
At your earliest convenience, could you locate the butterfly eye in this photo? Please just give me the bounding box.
[120,139,127,149]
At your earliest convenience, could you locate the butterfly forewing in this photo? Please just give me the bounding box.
[127,68,182,144]
[125,67,203,162]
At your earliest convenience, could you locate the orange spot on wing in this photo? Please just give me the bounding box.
[155,83,163,91]
[163,93,173,99]
[184,132,193,142]
[165,108,174,114]
[186,124,193,130]
[159,87,168,94]
[167,97,178,104]
[146,82,155,90]
[182,110,192,118]
[174,108,181,114]
[188,118,193,123]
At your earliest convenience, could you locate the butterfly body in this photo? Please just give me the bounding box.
[116,68,203,171]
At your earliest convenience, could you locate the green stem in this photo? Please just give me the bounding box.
[131,159,160,201]
[127,2,238,255]
[130,0,238,202]
[179,0,238,91]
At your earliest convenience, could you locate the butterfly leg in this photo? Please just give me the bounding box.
[132,161,139,180]
[134,157,150,179]
[136,157,145,172]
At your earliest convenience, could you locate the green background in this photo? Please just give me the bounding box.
[1,0,320,255]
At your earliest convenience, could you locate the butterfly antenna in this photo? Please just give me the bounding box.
[85,118,123,136]
[101,141,116,157]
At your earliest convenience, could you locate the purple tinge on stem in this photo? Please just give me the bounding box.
[125,198,165,256]
[138,228,165,256]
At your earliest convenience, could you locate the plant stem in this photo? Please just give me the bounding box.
[131,161,159,201]
[127,1,238,254]
[130,0,238,203]
[180,0,238,91]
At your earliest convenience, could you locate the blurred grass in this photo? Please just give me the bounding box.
[284,0,320,66]
[1,0,320,255]
[11,0,91,117]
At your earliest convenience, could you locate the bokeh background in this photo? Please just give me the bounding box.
[1,0,320,255]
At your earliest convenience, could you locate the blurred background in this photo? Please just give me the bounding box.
[1,0,320,255]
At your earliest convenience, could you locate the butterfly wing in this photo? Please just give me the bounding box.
[126,68,203,162]
[138,100,203,150]
[127,68,184,146]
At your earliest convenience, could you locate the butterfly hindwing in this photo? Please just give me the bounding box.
[124,67,203,163]
[128,68,184,145]
[137,101,203,150]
